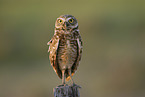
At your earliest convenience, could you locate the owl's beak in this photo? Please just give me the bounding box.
[64,22,69,28]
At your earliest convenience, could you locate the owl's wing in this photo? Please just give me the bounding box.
[48,36,62,79]
[66,35,83,80]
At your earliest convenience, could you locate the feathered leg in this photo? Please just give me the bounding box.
[69,69,81,88]
[68,69,75,85]
[62,70,65,85]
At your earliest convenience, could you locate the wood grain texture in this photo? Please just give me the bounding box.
[53,85,80,97]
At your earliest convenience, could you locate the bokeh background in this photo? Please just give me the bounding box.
[0,0,145,97]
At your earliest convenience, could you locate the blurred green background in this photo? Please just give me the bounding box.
[0,0,145,97]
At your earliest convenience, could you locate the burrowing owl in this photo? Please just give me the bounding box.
[47,15,83,85]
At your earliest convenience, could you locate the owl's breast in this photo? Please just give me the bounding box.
[57,39,78,70]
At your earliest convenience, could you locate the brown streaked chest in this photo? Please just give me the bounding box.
[57,37,78,70]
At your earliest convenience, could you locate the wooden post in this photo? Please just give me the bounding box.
[53,84,81,97]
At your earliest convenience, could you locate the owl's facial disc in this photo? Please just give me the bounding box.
[55,15,78,34]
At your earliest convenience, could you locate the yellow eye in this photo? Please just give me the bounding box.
[58,19,63,24]
[69,19,73,23]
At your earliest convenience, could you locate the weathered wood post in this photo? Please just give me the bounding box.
[53,84,81,97]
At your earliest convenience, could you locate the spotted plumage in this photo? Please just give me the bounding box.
[47,15,83,85]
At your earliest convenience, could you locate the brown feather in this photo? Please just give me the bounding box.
[48,35,62,79]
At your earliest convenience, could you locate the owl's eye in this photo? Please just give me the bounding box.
[58,19,63,24]
[69,19,73,23]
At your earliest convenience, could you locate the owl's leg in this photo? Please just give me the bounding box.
[68,69,75,85]
[69,69,81,88]
[62,70,66,85]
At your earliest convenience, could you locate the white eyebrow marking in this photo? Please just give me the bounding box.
[66,17,72,21]
[57,18,65,21]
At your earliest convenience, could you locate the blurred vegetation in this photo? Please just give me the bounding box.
[0,0,145,97]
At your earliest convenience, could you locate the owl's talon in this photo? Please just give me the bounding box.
[57,84,68,87]
[72,83,81,88]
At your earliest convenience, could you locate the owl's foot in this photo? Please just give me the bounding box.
[57,84,68,87]
[72,83,81,88]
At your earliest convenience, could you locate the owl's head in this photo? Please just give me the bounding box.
[55,15,78,34]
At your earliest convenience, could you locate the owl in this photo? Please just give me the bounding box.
[47,15,83,86]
